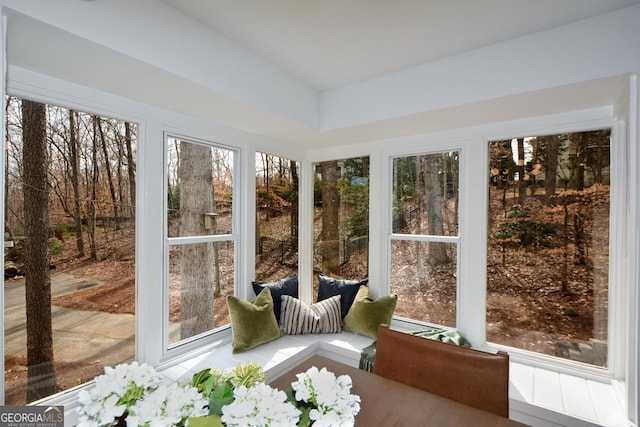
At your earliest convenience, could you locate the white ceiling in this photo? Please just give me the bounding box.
[161,0,640,91]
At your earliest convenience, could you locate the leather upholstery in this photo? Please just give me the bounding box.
[374,325,510,417]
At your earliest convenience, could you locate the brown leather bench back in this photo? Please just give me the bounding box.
[374,325,510,417]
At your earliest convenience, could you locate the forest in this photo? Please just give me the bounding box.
[4,97,137,404]
[486,131,610,365]
[3,95,611,405]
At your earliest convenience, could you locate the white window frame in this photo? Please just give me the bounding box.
[386,148,462,328]
[1,64,260,386]
[372,112,626,382]
[2,70,148,405]
[480,121,624,383]
[161,133,242,357]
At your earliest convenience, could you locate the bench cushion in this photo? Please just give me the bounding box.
[343,286,397,338]
[227,288,281,353]
[252,275,298,322]
[317,274,368,319]
[280,295,342,334]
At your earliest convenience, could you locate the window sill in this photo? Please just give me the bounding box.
[509,361,628,426]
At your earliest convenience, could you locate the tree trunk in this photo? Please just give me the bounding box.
[414,156,425,277]
[320,160,340,275]
[516,138,526,205]
[529,139,539,196]
[264,154,271,221]
[87,117,99,259]
[290,160,299,239]
[4,97,11,225]
[426,155,448,266]
[544,135,558,204]
[561,196,570,293]
[97,117,119,229]
[179,141,214,338]
[125,122,136,217]
[69,110,85,257]
[575,133,586,192]
[22,99,57,401]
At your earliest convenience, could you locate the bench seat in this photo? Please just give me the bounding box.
[158,330,374,384]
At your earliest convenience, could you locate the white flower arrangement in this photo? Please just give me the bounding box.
[76,362,207,427]
[126,382,208,427]
[78,361,360,427]
[220,383,301,427]
[291,366,361,427]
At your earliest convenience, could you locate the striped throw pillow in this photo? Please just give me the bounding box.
[280,295,342,334]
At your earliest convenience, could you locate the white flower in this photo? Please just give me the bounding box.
[221,383,301,427]
[291,366,361,427]
[76,362,204,427]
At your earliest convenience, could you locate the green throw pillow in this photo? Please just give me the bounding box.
[343,285,397,338]
[227,287,281,353]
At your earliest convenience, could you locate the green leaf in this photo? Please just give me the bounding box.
[298,407,312,427]
[187,414,224,427]
[191,368,212,393]
[208,383,235,415]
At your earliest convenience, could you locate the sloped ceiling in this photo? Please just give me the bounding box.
[161,0,640,91]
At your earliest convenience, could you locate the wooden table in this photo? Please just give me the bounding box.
[270,355,527,427]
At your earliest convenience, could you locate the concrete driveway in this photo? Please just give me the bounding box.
[3,273,134,366]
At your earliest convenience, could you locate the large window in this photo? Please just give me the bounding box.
[390,151,459,327]
[486,130,611,367]
[165,136,236,345]
[4,97,137,403]
[255,153,299,282]
[312,157,369,294]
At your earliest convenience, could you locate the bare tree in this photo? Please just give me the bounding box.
[516,138,526,205]
[178,141,214,338]
[544,135,559,204]
[22,99,57,401]
[125,122,136,217]
[96,118,119,228]
[320,160,340,275]
[4,97,12,225]
[85,117,99,259]
[263,153,271,221]
[414,156,425,277]
[289,160,299,239]
[426,154,448,266]
[69,109,85,257]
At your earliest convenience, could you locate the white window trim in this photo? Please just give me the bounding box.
[1,64,277,376]
[371,113,627,384]
[384,148,463,331]
[161,132,241,356]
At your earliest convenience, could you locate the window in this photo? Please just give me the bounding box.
[312,157,369,294]
[4,97,137,403]
[165,136,237,346]
[255,153,299,282]
[486,130,611,367]
[390,151,459,327]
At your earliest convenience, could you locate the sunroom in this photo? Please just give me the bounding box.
[1,1,639,426]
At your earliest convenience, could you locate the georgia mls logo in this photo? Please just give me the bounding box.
[0,405,64,427]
